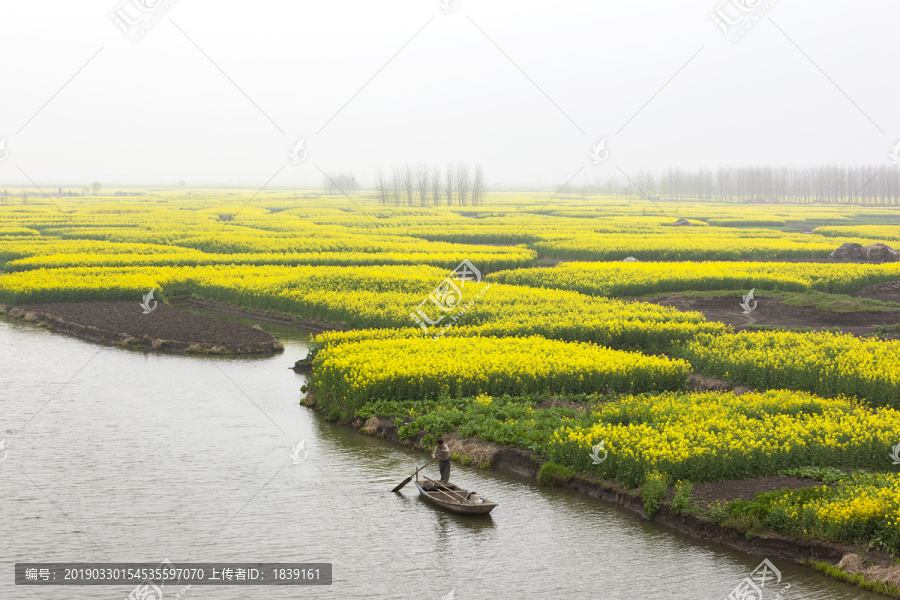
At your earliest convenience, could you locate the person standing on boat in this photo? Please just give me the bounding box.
[432,439,451,483]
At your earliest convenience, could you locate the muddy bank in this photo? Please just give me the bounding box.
[640,293,900,335]
[353,412,540,478]
[173,296,347,334]
[1,302,283,355]
[563,476,885,566]
[301,393,895,592]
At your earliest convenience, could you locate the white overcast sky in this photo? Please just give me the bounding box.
[0,0,898,188]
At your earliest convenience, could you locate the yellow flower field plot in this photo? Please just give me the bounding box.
[0,206,538,272]
[0,198,893,267]
[525,201,860,223]
[766,473,900,549]
[312,313,727,353]
[73,230,531,270]
[4,247,534,273]
[705,217,787,227]
[310,336,691,410]
[171,265,728,351]
[0,226,40,237]
[815,224,900,242]
[681,331,900,409]
[0,239,198,265]
[547,390,900,487]
[489,261,900,297]
[0,264,727,351]
[0,266,172,304]
[532,230,867,261]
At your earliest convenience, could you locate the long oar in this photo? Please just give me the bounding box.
[392,457,435,492]
[424,477,470,504]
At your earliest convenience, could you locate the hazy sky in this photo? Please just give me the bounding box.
[1,0,898,188]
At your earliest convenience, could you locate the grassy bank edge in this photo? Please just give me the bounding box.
[805,560,900,598]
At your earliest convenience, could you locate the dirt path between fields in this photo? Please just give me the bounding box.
[173,297,348,334]
[638,293,900,335]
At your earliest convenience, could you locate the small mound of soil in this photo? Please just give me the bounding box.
[687,476,822,508]
[830,242,899,262]
[5,302,282,355]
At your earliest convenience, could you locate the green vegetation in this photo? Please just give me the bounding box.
[538,462,575,487]
[641,471,669,518]
[671,480,697,516]
[805,561,900,598]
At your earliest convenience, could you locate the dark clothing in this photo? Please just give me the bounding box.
[438,458,451,483]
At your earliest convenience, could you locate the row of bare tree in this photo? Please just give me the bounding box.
[374,163,486,207]
[569,166,900,205]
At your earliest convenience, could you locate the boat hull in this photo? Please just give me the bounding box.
[414,481,497,515]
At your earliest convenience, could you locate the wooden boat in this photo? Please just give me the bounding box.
[414,478,498,515]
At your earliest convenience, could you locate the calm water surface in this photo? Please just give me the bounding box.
[0,316,883,600]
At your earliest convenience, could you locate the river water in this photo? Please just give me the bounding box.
[0,315,884,600]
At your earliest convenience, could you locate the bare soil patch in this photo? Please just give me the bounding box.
[535,396,590,411]
[3,302,282,354]
[175,297,347,333]
[686,476,822,509]
[856,280,900,303]
[687,373,754,395]
[640,293,900,334]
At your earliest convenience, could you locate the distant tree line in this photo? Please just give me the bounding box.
[0,185,97,205]
[374,163,486,207]
[570,166,900,205]
[323,172,359,195]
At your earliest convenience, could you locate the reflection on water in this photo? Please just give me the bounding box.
[0,316,883,600]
